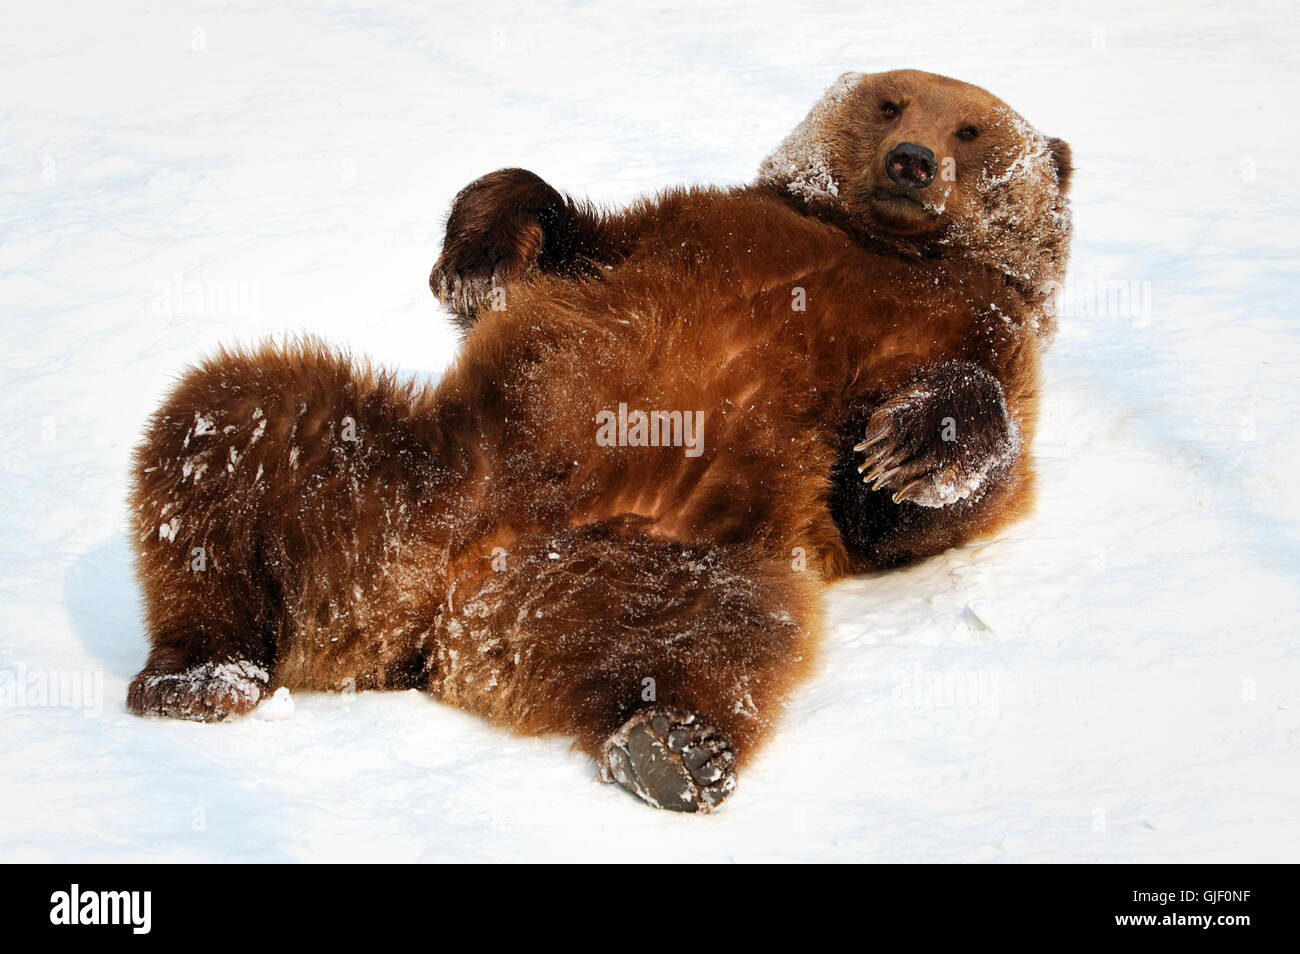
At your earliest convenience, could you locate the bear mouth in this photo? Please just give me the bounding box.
[861,186,949,234]
[870,188,940,214]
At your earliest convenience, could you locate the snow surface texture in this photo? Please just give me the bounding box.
[2,0,1299,862]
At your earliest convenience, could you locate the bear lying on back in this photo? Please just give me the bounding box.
[129,70,1072,812]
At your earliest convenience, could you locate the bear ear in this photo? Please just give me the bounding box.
[1047,137,1073,194]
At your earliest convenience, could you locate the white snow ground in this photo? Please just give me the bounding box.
[2,0,1298,863]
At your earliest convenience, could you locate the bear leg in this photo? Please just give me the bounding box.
[430,522,820,812]
[127,340,449,720]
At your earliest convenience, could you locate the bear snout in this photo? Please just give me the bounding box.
[884,142,937,189]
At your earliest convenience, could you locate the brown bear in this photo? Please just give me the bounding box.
[127,70,1072,813]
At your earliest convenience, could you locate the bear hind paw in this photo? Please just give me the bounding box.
[127,658,270,723]
[601,708,737,813]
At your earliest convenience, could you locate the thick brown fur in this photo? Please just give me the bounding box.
[129,70,1072,811]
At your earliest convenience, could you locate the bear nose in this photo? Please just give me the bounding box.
[885,142,937,189]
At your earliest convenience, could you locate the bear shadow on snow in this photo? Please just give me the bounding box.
[64,534,148,681]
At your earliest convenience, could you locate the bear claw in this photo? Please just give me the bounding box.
[855,363,1018,508]
[602,708,737,813]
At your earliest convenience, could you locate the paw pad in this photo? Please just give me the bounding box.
[602,708,736,813]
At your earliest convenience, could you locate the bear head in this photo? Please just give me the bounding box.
[759,69,1073,296]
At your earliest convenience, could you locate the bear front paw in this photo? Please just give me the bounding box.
[430,224,542,318]
[855,362,1018,508]
[602,708,737,813]
[430,168,563,321]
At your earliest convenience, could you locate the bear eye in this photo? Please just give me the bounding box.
[957,125,979,141]
[880,101,901,120]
